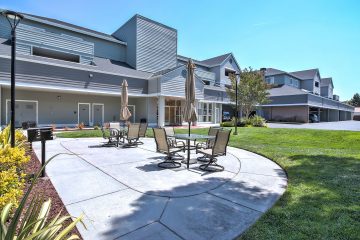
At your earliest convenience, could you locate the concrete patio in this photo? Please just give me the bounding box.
[33,137,287,240]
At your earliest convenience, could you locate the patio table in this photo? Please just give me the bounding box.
[174,134,215,169]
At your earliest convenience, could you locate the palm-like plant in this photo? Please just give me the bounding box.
[0,154,84,240]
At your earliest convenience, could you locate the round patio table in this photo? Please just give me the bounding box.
[174,134,215,169]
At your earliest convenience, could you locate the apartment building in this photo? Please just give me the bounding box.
[0,10,239,127]
[259,68,354,123]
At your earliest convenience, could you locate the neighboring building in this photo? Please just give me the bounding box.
[259,68,354,123]
[0,10,239,127]
[354,107,360,121]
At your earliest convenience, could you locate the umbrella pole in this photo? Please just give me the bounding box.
[187,121,191,169]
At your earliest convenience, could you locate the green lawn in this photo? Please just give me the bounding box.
[56,127,360,239]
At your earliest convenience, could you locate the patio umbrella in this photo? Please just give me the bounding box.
[183,59,198,136]
[120,79,132,122]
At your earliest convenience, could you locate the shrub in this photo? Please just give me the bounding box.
[0,167,25,209]
[1,154,84,240]
[250,115,267,127]
[77,122,85,130]
[220,121,234,127]
[0,146,30,209]
[0,127,30,209]
[0,126,28,150]
[94,125,100,130]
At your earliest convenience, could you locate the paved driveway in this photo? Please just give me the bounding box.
[268,120,360,131]
[33,138,287,240]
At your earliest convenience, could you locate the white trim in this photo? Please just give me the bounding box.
[23,15,127,45]
[92,103,104,126]
[128,105,136,123]
[77,103,91,125]
[0,55,149,80]
[0,81,148,97]
[5,99,39,125]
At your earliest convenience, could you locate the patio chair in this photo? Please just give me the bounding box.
[123,123,140,148]
[197,129,232,172]
[136,122,148,145]
[101,127,120,147]
[153,128,185,169]
[164,127,185,148]
[196,127,222,162]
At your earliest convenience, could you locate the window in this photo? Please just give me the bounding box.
[225,68,236,77]
[294,80,299,87]
[197,102,213,122]
[32,47,80,63]
[315,81,319,87]
[267,77,275,84]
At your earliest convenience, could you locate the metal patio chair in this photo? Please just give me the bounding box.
[164,127,185,148]
[196,126,222,162]
[101,127,120,147]
[136,122,148,145]
[153,128,185,169]
[123,123,140,148]
[197,129,232,172]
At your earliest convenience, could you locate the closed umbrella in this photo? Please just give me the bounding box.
[120,80,132,122]
[183,59,198,136]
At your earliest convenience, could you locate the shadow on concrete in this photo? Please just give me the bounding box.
[99,173,286,240]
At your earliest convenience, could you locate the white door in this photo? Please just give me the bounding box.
[7,100,37,127]
[78,103,90,126]
[93,104,104,126]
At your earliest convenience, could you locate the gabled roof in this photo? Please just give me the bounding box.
[267,84,309,96]
[178,53,240,71]
[200,53,232,66]
[290,69,319,80]
[321,77,334,88]
[264,68,302,80]
[177,55,210,68]
[264,68,286,76]
[0,9,126,45]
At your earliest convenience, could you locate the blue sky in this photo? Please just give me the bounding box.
[1,0,359,100]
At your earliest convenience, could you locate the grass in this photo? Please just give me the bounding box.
[56,129,105,138]
[56,127,360,239]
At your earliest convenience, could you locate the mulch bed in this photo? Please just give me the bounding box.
[21,151,83,239]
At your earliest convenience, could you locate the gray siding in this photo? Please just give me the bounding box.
[219,56,240,86]
[16,24,94,64]
[265,95,308,105]
[204,89,229,102]
[0,16,11,39]
[266,75,285,85]
[0,58,148,95]
[136,16,177,73]
[1,16,126,62]
[300,79,314,92]
[112,17,137,68]
[160,66,204,99]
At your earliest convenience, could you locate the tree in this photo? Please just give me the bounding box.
[226,67,270,118]
[348,93,360,107]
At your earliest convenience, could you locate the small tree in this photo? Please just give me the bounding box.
[348,93,360,107]
[227,67,270,118]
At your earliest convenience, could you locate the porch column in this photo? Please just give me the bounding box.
[317,108,321,122]
[158,96,165,127]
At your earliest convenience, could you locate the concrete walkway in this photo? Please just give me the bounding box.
[33,138,287,240]
[268,120,360,131]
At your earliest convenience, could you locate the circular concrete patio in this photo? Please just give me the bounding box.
[33,137,287,240]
